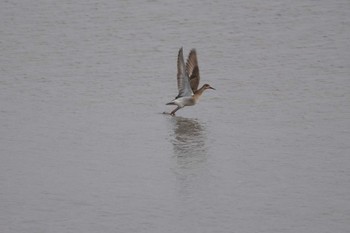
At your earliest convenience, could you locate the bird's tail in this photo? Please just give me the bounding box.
[166,101,176,105]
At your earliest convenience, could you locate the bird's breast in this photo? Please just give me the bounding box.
[175,96,196,107]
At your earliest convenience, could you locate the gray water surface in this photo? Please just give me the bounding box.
[1,0,350,232]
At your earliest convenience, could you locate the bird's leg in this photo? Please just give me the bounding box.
[170,107,180,116]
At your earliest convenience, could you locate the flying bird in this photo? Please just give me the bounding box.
[165,47,215,116]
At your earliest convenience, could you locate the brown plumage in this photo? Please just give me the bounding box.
[186,49,200,92]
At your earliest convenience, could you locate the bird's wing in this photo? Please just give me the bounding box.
[176,47,193,98]
[186,49,200,92]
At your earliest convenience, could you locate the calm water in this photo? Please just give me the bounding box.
[1,0,350,232]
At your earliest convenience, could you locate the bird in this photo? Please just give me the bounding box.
[165,47,215,116]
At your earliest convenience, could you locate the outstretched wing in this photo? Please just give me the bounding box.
[176,47,193,98]
[186,49,200,92]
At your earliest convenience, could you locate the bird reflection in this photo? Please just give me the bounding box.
[169,116,208,168]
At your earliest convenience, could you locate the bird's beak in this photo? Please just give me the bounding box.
[209,86,216,90]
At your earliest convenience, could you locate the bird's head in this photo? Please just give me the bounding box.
[203,84,215,90]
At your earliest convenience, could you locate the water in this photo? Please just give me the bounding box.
[1,0,350,232]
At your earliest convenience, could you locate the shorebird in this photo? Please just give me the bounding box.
[165,47,215,116]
